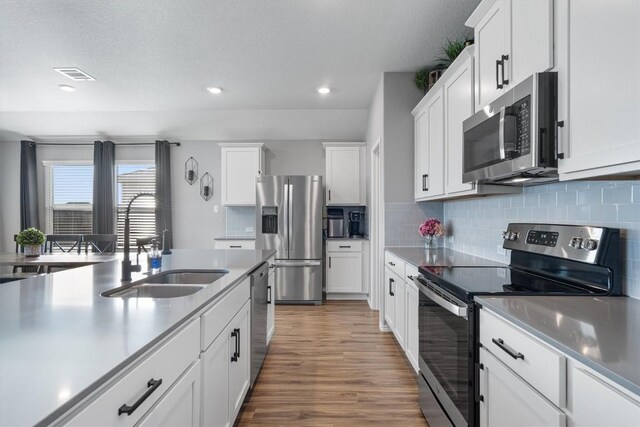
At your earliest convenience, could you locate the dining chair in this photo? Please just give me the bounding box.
[45,234,83,254]
[83,234,117,254]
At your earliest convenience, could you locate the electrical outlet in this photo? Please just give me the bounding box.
[245,226,254,233]
[497,245,506,256]
[448,235,455,245]
[213,205,219,213]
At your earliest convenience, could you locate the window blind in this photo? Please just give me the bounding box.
[51,165,93,235]
[116,165,156,249]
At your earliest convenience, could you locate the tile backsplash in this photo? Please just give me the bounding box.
[442,181,640,298]
[226,207,256,236]
[385,202,444,247]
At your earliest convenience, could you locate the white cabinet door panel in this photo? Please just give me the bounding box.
[384,267,395,331]
[202,324,231,427]
[510,0,553,84]
[426,87,445,198]
[415,109,430,200]
[393,277,406,349]
[327,252,363,293]
[228,301,251,422]
[326,146,362,205]
[405,279,419,373]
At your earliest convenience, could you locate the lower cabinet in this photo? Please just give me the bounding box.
[137,360,201,427]
[267,262,275,344]
[479,347,566,427]
[214,240,256,250]
[202,299,251,427]
[326,240,367,296]
[384,267,396,332]
[405,281,419,373]
[393,275,406,349]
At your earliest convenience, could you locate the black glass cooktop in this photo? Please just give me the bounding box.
[418,266,606,301]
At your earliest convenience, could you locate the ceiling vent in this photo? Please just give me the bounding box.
[53,67,96,81]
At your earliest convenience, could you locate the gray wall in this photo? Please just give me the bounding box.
[444,181,640,298]
[0,139,328,251]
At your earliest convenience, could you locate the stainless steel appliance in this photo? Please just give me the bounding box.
[463,72,558,185]
[256,175,323,304]
[327,208,344,238]
[249,262,269,387]
[414,223,621,427]
[348,211,363,238]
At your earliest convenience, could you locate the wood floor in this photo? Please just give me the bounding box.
[236,301,428,426]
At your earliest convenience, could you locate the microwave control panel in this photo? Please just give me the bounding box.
[513,95,531,156]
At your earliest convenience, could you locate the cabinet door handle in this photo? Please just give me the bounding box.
[328,189,331,201]
[328,257,331,268]
[422,174,429,192]
[555,120,565,160]
[267,285,272,304]
[118,378,163,416]
[492,338,524,360]
[388,261,395,266]
[500,54,509,86]
[231,328,240,362]
[496,58,503,89]
[389,277,395,296]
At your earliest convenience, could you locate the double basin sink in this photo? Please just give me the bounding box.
[101,270,228,299]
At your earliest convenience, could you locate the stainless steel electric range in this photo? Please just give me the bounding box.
[414,223,622,427]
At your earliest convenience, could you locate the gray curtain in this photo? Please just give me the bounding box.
[155,140,173,251]
[92,141,116,240]
[20,140,40,230]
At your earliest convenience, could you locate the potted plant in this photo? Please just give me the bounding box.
[419,218,445,250]
[16,227,45,257]
[414,67,431,94]
[435,37,469,70]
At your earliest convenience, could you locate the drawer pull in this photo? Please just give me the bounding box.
[267,285,272,304]
[118,378,163,416]
[339,245,351,248]
[229,245,242,248]
[388,261,395,266]
[492,338,524,360]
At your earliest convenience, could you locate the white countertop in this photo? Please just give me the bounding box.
[385,247,505,268]
[0,249,275,427]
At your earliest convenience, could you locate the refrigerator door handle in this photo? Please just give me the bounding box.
[283,183,290,253]
[273,260,322,267]
[287,182,293,255]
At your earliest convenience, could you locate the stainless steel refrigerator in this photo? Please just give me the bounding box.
[256,175,323,304]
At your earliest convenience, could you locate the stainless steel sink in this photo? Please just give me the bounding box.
[107,284,207,298]
[142,270,228,285]
[101,269,228,298]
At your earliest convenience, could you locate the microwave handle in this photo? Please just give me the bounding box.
[555,121,565,160]
[498,106,507,160]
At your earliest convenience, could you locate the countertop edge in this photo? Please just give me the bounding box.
[475,296,640,398]
[214,236,256,241]
[40,250,275,427]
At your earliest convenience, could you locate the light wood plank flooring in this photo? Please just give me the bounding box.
[236,301,428,426]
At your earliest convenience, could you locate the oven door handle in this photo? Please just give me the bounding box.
[498,106,507,160]
[414,277,468,318]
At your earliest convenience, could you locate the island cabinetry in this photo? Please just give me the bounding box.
[64,318,201,427]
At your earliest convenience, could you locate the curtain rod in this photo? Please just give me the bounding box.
[28,141,181,147]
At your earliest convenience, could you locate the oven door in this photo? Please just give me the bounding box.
[416,276,471,427]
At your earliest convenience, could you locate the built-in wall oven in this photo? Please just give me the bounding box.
[416,277,475,427]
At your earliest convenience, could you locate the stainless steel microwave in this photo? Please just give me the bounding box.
[462,72,559,185]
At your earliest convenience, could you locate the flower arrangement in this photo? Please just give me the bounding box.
[16,227,45,246]
[418,218,445,238]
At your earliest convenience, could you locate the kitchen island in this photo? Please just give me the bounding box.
[0,249,275,427]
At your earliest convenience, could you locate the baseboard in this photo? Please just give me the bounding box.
[326,292,369,301]
[379,322,391,332]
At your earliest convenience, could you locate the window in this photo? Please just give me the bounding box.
[46,164,94,235]
[45,162,156,251]
[116,164,156,249]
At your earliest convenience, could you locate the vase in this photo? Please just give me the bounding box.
[24,245,41,257]
[424,235,437,250]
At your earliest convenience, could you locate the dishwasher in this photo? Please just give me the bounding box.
[249,262,269,387]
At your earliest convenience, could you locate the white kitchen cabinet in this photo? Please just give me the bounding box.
[555,0,640,179]
[413,87,444,200]
[467,0,553,111]
[323,142,366,206]
[404,265,420,373]
[219,143,265,206]
[267,262,275,344]
[64,319,200,427]
[214,240,256,250]
[202,300,251,427]
[326,240,365,296]
[393,274,406,349]
[137,360,201,427]
[479,347,566,427]
[568,363,640,427]
[383,267,396,332]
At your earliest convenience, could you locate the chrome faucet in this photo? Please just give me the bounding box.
[121,192,158,282]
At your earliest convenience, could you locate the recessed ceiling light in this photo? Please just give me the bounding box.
[318,87,331,95]
[207,87,223,94]
[58,84,76,92]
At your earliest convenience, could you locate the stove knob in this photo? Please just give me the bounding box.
[508,232,519,241]
[502,231,509,240]
[583,239,598,251]
[569,237,583,248]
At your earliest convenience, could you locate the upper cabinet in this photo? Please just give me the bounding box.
[467,0,553,112]
[412,47,520,202]
[219,143,265,206]
[555,0,640,180]
[323,142,366,206]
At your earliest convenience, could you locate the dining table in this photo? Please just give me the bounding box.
[0,252,119,275]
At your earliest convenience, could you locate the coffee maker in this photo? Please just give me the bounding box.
[348,211,364,238]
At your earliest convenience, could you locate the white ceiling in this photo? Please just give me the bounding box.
[0,0,479,139]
